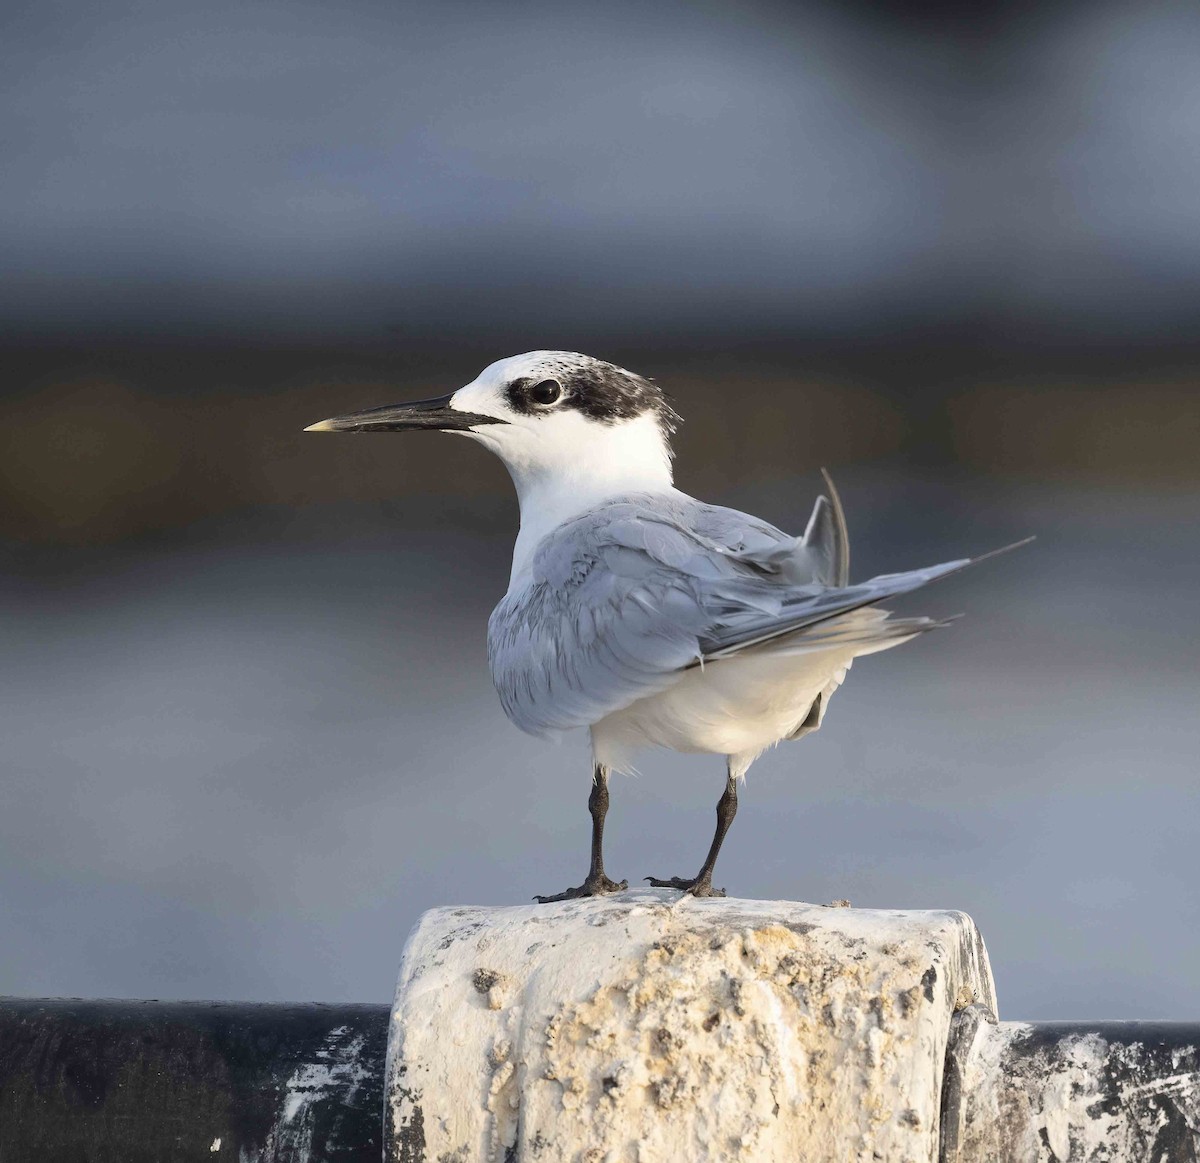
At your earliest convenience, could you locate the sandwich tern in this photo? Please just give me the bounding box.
[306,351,1027,899]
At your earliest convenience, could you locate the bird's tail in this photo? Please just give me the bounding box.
[746,606,959,660]
[700,537,1032,662]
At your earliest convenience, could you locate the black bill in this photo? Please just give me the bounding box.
[304,393,505,433]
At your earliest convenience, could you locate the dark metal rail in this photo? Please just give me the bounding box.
[942,1007,1200,1162]
[0,997,388,1163]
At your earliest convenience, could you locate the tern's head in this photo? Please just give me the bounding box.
[306,351,680,498]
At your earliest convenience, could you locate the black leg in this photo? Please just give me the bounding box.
[585,769,612,884]
[647,767,738,898]
[535,765,628,902]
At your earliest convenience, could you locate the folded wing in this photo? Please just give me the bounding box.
[487,488,1023,738]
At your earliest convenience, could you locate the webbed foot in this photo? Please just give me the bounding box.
[644,874,726,898]
[534,874,628,903]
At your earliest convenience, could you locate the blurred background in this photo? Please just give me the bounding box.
[2,0,1197,1019]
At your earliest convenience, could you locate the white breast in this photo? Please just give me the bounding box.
[589,646,855,778]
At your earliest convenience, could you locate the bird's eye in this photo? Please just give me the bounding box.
[529,379,562,406]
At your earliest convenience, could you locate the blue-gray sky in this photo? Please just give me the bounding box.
[3,0,1200,338]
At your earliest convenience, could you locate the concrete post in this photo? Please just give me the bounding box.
[384,888,997,1163]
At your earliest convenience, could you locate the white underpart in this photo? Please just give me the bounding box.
[593,651,852,778]
[592,610,918,777]
[447,351,916,775]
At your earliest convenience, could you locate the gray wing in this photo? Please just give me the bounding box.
[487,490,1016,738]
[488,492,795,737]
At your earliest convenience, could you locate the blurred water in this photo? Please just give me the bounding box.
[2,471,1196,1018]
[3,0,1197,1026]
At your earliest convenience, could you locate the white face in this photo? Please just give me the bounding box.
[446,351,674,496]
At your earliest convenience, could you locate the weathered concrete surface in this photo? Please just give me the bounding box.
[385,888,996,1163]
[943,1013,1200,1162]
[0,998,387,1163]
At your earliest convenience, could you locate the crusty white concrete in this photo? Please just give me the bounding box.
[384,888,996,1162]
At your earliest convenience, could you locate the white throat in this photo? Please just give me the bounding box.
[481,411,675,588]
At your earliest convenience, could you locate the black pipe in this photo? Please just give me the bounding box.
[941,1007,1200,1162]
[0,997,388,1163]
[6,996,1199,1161]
